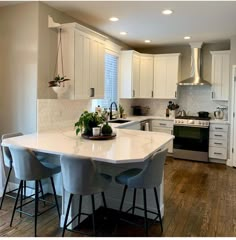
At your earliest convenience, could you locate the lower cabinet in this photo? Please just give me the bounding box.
[209,123,229,160]
[151,119,174,153]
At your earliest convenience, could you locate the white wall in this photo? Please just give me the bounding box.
[0,2,39,136]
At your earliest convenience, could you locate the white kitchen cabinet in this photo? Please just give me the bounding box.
[151,119,174,153]
[153,53,181,99]
[139,54,153,98]
[120,51,153,99]
[210,51,230,101]
[60,23,106,99]
[209,123,229,160]
[120,50,140,98]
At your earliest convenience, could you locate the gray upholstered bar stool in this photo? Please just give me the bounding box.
[115,148,168,236]
[0,132,46,209]
[9,145,61,237]
[60,154,112,237]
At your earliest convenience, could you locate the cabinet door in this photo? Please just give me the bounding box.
[140,55,153,98]
[132,53,140,98]
[153,55,179,99]
[211,51,230,101]
[90,40,105,99]
[74,31,90,99]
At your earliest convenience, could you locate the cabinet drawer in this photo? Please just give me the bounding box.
[210,124,228,132]
[209,131,227,140]
[209,139,227,148]
[209,147,227,159]
[151,120,173,128]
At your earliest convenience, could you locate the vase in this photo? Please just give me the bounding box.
[52,82,69,98]
[169,110,176,118]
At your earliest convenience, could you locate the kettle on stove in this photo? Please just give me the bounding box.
[177,110,187,117]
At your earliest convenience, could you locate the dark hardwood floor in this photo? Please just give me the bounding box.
[1,157,236,237]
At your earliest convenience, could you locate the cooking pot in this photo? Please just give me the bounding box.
[198,111,209,118]
[214,110,224,119]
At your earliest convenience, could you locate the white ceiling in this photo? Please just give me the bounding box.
[2,1,236,48]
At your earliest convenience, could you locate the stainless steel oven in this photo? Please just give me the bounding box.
[173,117,210,162]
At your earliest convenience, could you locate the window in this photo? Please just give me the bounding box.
[92,52,118,111]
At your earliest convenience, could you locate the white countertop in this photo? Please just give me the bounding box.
[2,128,174,164]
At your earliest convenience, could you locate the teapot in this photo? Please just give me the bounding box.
[214,110,224,119]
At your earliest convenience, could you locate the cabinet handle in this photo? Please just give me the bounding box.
[212,91,214,99]
[214,134,223,137]
[214,142,222,145]
[133,90,135,97]
[214,152,222,155]
[160,123,167,126]
[90,88,95,97]
[215,127,223,130]
[152,91,154,98]
[175,91,177,98]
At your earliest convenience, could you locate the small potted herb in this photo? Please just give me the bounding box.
[48,75,70,87]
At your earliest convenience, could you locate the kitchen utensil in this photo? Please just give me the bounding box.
[198,111,209,118]
[214,110,224,119]
[177,110,187,117]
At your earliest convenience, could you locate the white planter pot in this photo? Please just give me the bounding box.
[52,83,69,98]
[169,110,176,118]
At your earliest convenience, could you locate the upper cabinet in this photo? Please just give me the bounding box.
[211,50,230,101]
[153,53,181,99]
[120,51,180,99]
[59,23,106,99]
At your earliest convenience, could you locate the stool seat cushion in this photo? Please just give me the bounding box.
[115,168,142,185]
[41,162,61,175]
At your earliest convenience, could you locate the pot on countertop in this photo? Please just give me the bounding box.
[198,111,209,118]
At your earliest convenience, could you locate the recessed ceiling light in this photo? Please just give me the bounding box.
[162,9,173,15]
[109,17,119,22]
[184,36,191,40]
[120,32,127,35]
[144,40,151,43]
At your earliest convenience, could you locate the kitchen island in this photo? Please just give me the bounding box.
[2,127,174,228]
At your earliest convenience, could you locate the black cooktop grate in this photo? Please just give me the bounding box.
[175,116,211,120]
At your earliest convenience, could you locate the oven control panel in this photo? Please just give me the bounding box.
[174,119,209,127]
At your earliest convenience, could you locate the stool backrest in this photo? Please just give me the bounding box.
[1,132,23,168]
[60,155,101,195]
[128,148,168,189]
[9,145,52,180]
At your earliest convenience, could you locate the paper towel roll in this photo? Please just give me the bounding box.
[145,122,149,131]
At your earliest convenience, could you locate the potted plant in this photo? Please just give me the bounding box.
[75,111,107,136]
[48,74,70,87]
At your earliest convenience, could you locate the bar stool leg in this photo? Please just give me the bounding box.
[0,166,12,210]
[154,187,163,232]
[62,194,73,237]
[50,177,60,218]
[143,189,148,237]
[20,182,23,218]
[119,185,128,212]
[23,180,26,198]
[77,195,82,226]
[101,192,107,209]
[34,180,39,237]
[10,180,23,227]
[91,194,96,236]
[132,188,136,215]
[39,180,46,207]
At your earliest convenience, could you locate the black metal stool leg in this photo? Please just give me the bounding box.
[34,180,39,237]
[119,185,127,212]
[132,188,136,215]
[77,195,82,226]
[101,192,107,209]
[10,180,23,227]
[91,194,96,236]
[154,187,163,232]
[143,189,148,237]
[39,180,46,207]
[23,180,26,198]
[62,194,73,237]
[20,182,23,218]
[0,166,12,210]
[50,177,60,218]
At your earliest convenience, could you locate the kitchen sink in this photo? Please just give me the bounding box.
[108,119,131,124]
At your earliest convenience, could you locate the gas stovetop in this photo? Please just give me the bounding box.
[174,116,210,127]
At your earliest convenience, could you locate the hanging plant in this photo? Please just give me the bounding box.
[49,28,70,88]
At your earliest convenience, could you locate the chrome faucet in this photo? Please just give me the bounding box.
[109,102,118,120]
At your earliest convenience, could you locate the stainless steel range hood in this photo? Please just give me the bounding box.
[178,42,211,86]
